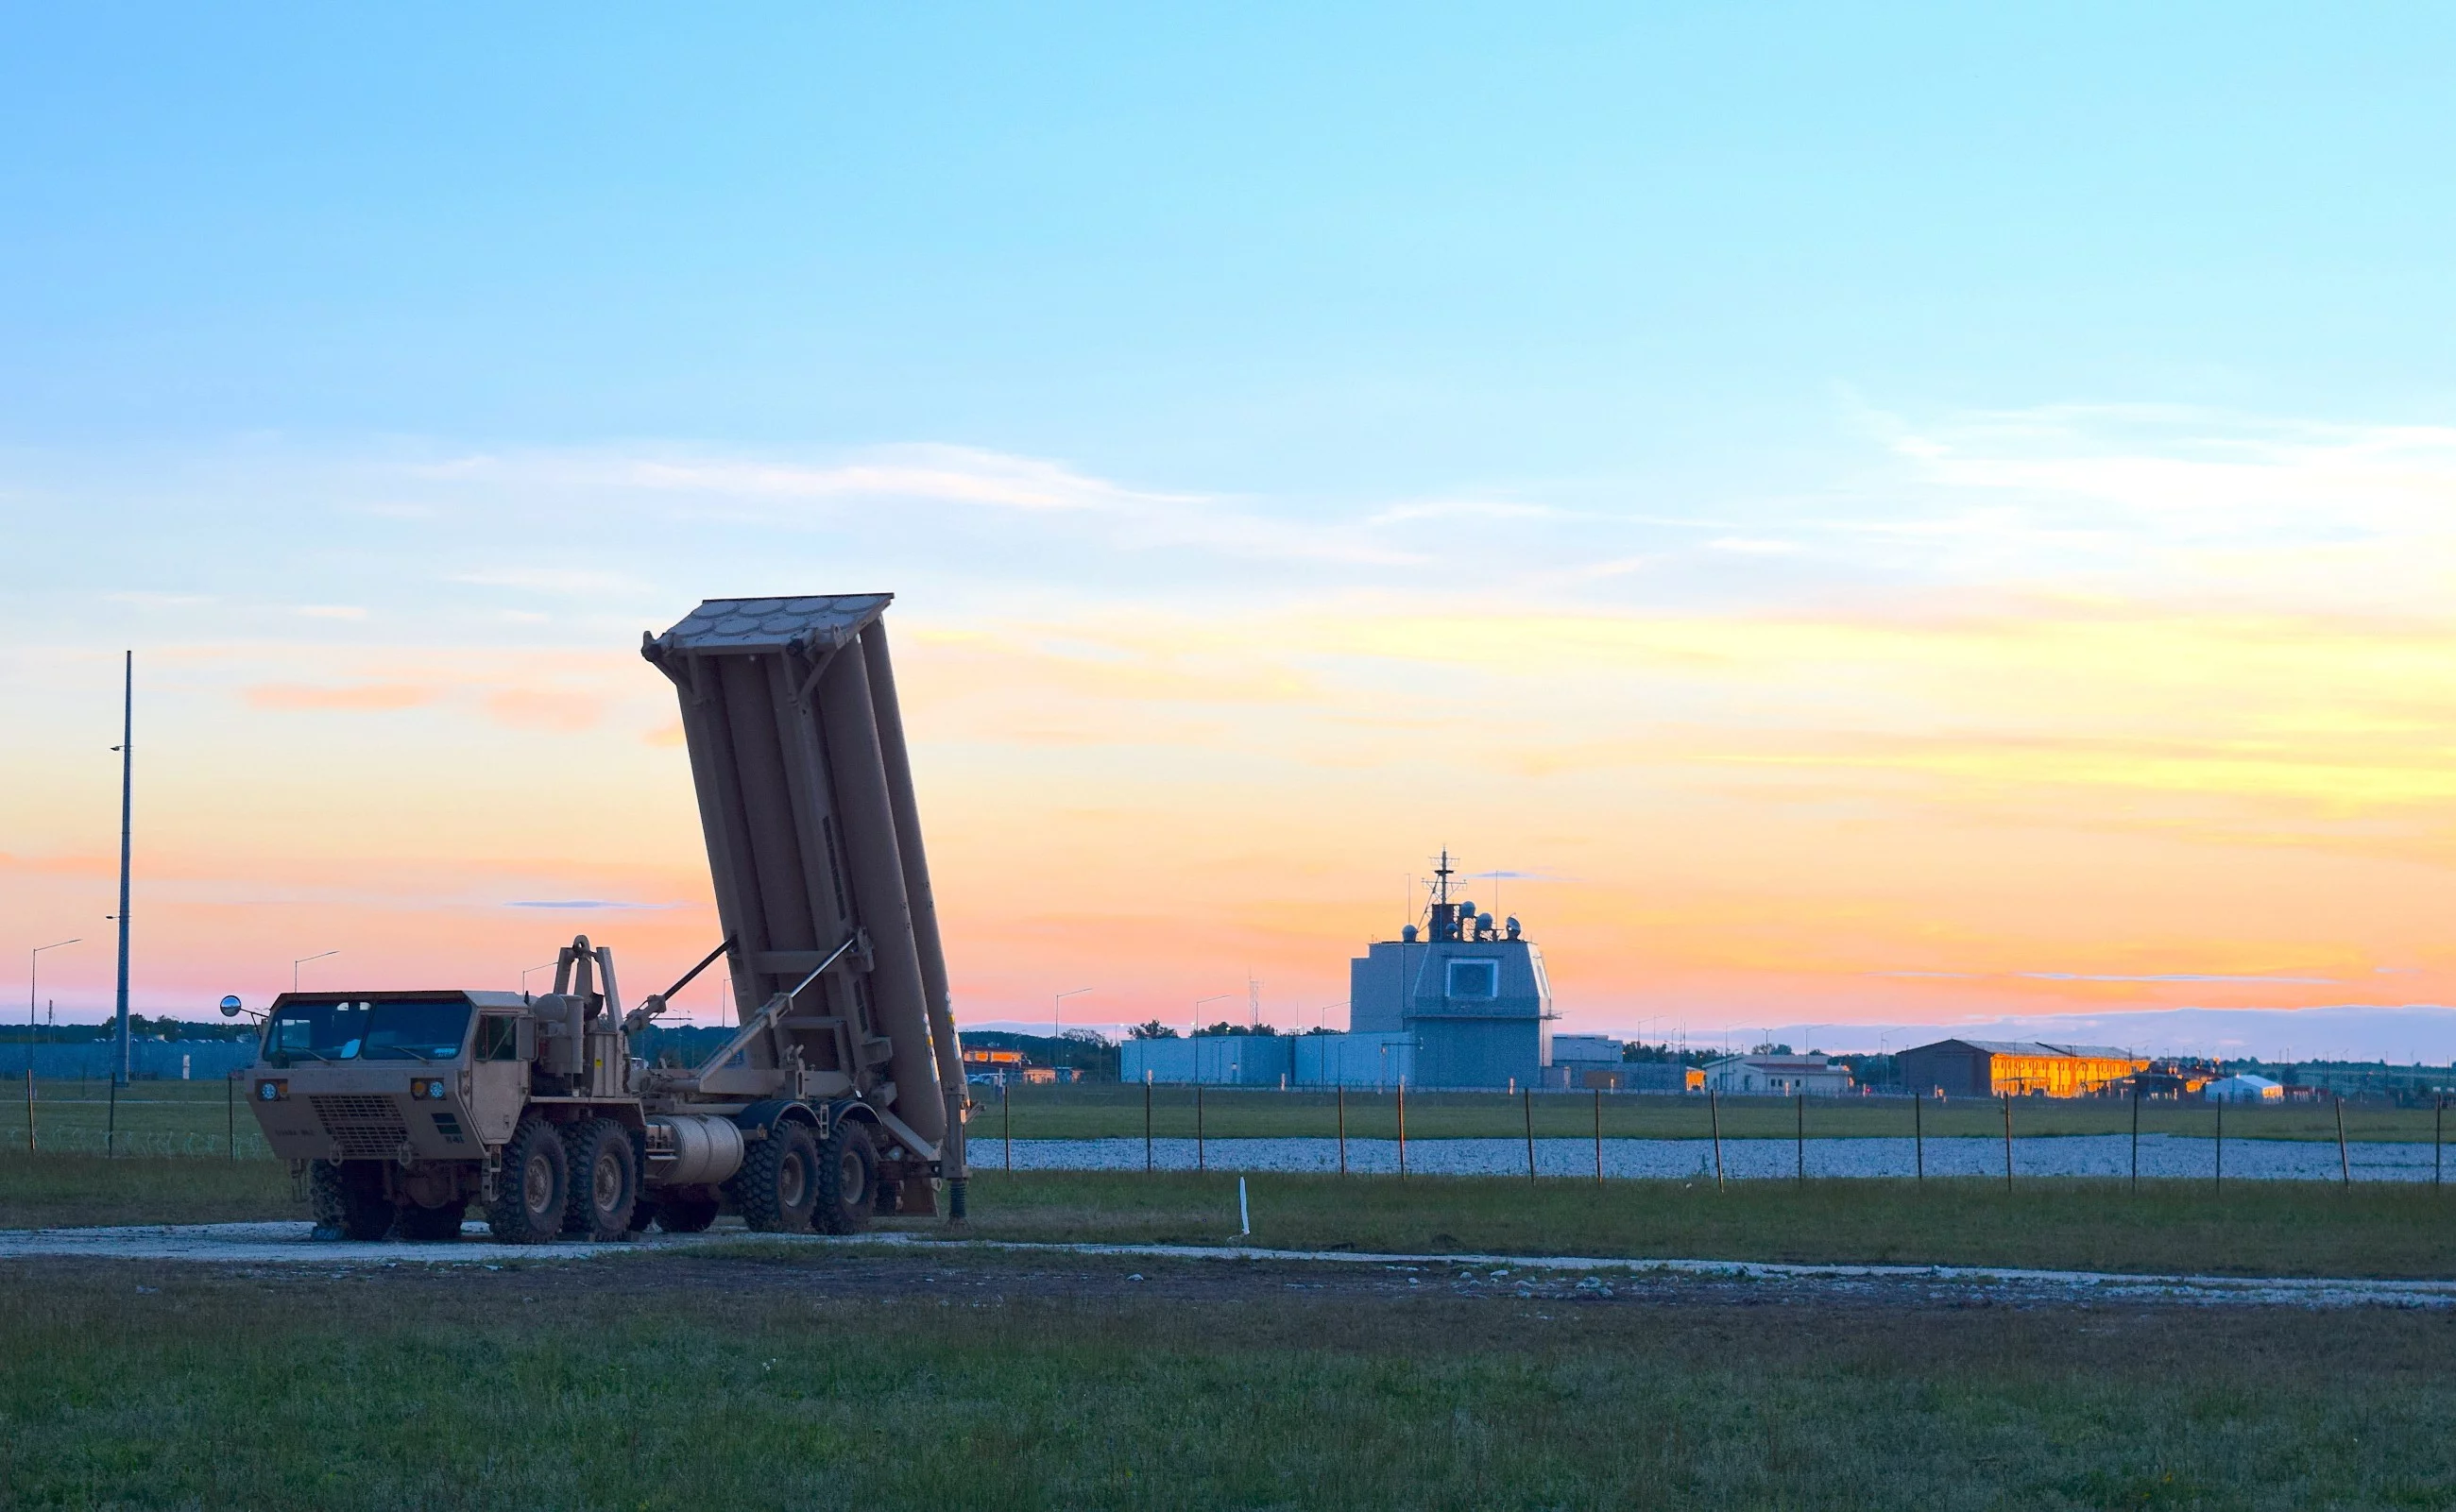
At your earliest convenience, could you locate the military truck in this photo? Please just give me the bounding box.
[241,594,970,1242]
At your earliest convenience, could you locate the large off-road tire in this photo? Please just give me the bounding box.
[309,1160,393,1241]
[727,1122,821,1233]
[396,1198,468,1242]
[486,1117,568,1244]
[814,1120,878,1235]
[562,1118,640,1241]
[652,1192,721,1233]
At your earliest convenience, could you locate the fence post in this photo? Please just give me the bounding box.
[1337,1085,1347,1177]
[24,1065,32,1156]
[2213,1095,2223,1193]
[1913,1093,1923,1184]
[1709,1089,1724,1191]
[228,1070,236,1160]
[1003,1079,1013,1173]
[1523,1087,1536,1182]
[1795,1093,1805,1186]
[107,1078,118,1159]
[1197,1085,1205,1173]
[2335,1095,2350,1189]
[2437,1096,2444,1191]
[1144,1074,1152,1173]
[2001,1093,2013,1191]
[2130,1084,2140,1193]
[1594,1087,1604,1184]
[1396,1080,1407,1181]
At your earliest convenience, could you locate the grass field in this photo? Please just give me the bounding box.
[3,1253,2453,1508]
[895,1170,2456,1278]
[4,1078,2447,1161]
[9,1153,2456,1279]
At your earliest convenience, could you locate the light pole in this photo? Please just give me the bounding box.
[293,950,339,993]
[29,938,79,1037]
[1192,993,1232,1037]
[1052,987,1091,1065]
[27,939,78,1140]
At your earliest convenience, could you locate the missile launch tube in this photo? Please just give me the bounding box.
[816,645,947,1147]
[860,622,966,1110]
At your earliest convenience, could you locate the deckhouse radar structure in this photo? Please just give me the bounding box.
[1349,850,1555,1089]
[641,594,965,1183]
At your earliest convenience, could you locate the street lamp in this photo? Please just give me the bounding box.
[1192,993,1232,1036]
[293,950,339,993]
[28,936,79,1046]
[1052,986,1092,1048]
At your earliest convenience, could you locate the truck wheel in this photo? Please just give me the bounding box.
[309,1160,392,1241]
[729,1122,821,1233]
[562,1118,640,1241]
[486,1117,568,1244]
[814,1121,878,1235]
[396,1199,468,1242]
[654,1193,721,1233]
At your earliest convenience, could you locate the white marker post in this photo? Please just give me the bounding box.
[1237,1177,1251,1237]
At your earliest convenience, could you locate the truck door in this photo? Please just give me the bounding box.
[470,1012,531,1144]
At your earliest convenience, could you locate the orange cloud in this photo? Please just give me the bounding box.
[483,688,606,732]
[247,682,438,711]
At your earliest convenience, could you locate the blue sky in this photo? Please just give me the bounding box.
[7,5,2456,1057]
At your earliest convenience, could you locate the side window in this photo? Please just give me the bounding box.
[1446,960,1500,1000]
[475,1015,521,1062]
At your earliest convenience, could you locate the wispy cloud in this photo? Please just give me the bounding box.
[453,568,645,596]
[503,899,684,910]
[417,443,1419,568]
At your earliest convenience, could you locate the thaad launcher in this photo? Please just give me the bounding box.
[243,594,969,1242]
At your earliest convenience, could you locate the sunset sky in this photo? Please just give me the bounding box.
[6,7,2456,1057]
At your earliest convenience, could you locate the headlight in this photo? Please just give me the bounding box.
[411,1078,449,1100]
[257,1079,285,1101]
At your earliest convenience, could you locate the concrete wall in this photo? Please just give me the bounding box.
[1120,1036,1294,1086]
[0,1042,258,1079]
[1123,1032,1416,1087]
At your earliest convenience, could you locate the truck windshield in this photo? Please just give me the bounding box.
[264,999,471,1066]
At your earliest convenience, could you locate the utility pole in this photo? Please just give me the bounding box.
[111,651,133,1087]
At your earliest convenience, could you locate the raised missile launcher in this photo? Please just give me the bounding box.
[242,594,969,1241]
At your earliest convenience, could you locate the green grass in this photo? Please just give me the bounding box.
[0,1154,298,1229]
[0,1079,267,1158]
[9,1156,2456,1279]
[898,1170,2456,1278]
[3,1258,2454,1508]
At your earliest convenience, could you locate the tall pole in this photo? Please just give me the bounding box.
[112,651,133,1087]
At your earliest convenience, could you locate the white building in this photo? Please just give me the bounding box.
[1703,1053,1853,1097]
[2203,1073,2283,1103]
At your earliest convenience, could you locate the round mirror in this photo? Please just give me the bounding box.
[218,994,243,1018]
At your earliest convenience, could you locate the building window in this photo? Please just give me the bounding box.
[1446,960,1499,1000]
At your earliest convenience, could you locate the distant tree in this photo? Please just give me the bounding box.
[1302,1026,1338,1036]
[1749,1042,1793,1056]
[157,1018,183,1042]
[1194,1022,1244,1038]
[1127,1021,1179,1040]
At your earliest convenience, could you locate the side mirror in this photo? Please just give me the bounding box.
[218,995,244,1019]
